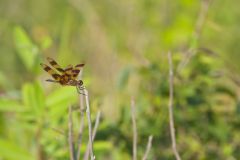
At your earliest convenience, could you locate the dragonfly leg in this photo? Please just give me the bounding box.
[46,79,59,83]
[76,86,86,95]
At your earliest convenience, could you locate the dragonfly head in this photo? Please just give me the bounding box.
[78,80,83,86]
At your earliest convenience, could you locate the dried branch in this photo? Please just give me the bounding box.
[168,52,181,160]
[142,135,153,160]
[131,98,137,160]
[68,106,76,160]
[84,111,101,160]
[177,0,213,72]
[83,89,95,160]
[76,93,85,160]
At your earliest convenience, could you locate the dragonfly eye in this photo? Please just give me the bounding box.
[78,80,83,86]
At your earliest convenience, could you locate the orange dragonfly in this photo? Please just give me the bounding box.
[40,57,85,93]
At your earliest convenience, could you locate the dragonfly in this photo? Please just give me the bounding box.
[40,57,85,93]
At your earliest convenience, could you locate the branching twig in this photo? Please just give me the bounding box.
[68,106,76,160]
[76,93,85,160]
[83,89,95,160]
[131,98,137,160]
[84,111,101,160]
[177,0,213,72]
[142,135,153,160]
[168,52,181,160]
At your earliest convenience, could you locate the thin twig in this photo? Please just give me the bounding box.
[68,106,76,160]
[177,0,213,72]
[84,111,101,160]
[168,52,181,160]
[131,98,137,160]
[142,135,153,160]
[76,93,85,160]
[84,89,95,160]
[51,127,65,136]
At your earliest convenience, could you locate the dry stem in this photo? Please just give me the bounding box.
[84,111,101,160]
[131,98,137,160]
[76,93,85,160]
[168,52,181,160]
[84,89,95,160]
[142,135,153,160]
[68,106,76,160]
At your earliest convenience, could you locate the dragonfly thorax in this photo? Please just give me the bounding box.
[59,74,71,85]
[66,79,83,86]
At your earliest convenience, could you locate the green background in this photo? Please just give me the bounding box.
[0,0,240,159]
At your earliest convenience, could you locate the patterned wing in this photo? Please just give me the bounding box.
[47,57,65,73]
[40,63,61,81]
[71,64,85,79]
[64,65,73,75]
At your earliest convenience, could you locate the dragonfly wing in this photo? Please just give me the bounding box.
[71,64,85,79]
[47,57,65,73]
[40,63,61,81]
[64,64,73,75]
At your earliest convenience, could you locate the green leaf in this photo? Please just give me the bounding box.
[0,99,25,112]
[0,139,34,160]
[46,87,77,119]
[94,141,112,151]
[40,35,52,49]
[117,67,132,89]
[46,87,77,107]
[33,81,45,110]
[13,26,39,72]
[22,82,45,116]
[78,141,112,156]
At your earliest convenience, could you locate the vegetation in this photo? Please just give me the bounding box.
[0,0,240,159]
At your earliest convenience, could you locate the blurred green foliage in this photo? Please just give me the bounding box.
[1,0,240,159]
